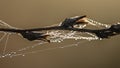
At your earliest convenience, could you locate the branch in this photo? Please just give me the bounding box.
[0,15,120,42]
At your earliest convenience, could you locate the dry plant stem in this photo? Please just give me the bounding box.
[0,15,120,41]
[0,25,119,39]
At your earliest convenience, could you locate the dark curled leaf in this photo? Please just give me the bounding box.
[95,30,113,38]
[109,24,120,33]
[95,24,120,38]
[60,15,87,28]
[20,31,50,42]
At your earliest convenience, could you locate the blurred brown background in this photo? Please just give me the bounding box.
[0,0,120,68]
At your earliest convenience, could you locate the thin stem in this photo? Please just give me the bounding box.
[0,26,98,33]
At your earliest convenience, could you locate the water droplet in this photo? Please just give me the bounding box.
[2,56,5,58]
[22,55,25,56]
[75,38,78,40]
[58,41,61,43]
[99,38,103,40]
[60,47,64,48]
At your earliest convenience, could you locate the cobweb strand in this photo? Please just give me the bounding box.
[0,17,111,58]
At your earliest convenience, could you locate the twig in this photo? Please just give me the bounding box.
[0,15,120,42]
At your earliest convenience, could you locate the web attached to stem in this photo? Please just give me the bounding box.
[0,17,110,58]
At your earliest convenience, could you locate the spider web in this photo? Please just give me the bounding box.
[0,17,110,58]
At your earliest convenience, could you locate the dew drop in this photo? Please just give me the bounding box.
[2,56,5,58]
[60,47,64,48]
[22,55,25,56]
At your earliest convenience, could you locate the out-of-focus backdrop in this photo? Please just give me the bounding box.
[0,0,120,68]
